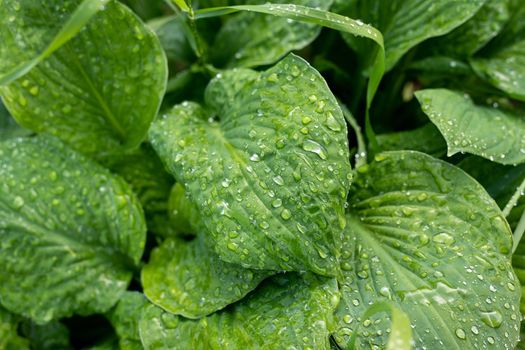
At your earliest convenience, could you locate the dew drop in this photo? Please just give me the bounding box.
[302,140,327,160]
[455,328,466,339]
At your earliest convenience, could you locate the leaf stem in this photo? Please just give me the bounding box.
[512,209,525,254]
[503,177,525,217]
[340,102,367,168]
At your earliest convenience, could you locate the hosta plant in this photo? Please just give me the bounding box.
[1,0,524,349]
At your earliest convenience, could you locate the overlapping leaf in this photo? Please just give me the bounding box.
[471,3,525,101]
[337,0,485,70]
[416,89,525,165]
[210,0,332,68]
[0,307,29,350]
[149,54,352,276]
[333,151,520,349]
[167,183,201,236]
[0,136,146,323]
[108,292,146,350]
[142,234,270,318]
[0,0,167,156]
[376,123,447,158]
[139,273,339,349]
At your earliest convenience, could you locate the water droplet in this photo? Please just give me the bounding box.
[281,209,291,220]
[227,242,238,251]
[487,336,495,344]
[471,325,479,335]
[13,196,24,209]
[302,140,327,159]
[250,153,261,162]
[326,112,341,131]
[272,198,282,208]
[480,311,503,328]
[273,175,284,186]
[432,232,455,245]
[455,328,466,339]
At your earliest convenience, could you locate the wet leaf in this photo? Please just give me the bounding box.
[415,89,525,165]
[210,0,332,68]
[0,306,29,350]
[0,0,167,156]
[107,292,146,350]
[376,123,447,158]
[139,273,339,349]
[0,136,146,323]
[142,234,270,318]
[333,151,520,349]
[19,319,72,350]
[337,0,485,70]
[149,54,352,276]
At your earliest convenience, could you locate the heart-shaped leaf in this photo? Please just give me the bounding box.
[149,54,352,276]
[0,136,146,323]
[142,234,270,318]
[416,89,525,165]
[139,273,339,349]
[332,151,520,349]
[0,0,167,156]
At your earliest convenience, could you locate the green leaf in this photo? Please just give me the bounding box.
[347,302,412,350]
[148,15,195,66]
[0,307,29,350]
[332,151,520,349]
[101,144,175,237]
[376,123,447,158]
[337,0,485,70]
[107,292,146,350]
[0,0,109,86]
[209,0,332,68]
[0,136,146,323]
[139,273,339,349]
[89,337,120,350]
[142,234,270,318]
[167,183,201,236]
[415,88,525,165]
[0,0,167,156]
[423,0,510,58]
[149,54,352,276]
[0,101,31,140]
[470,3,525,101]
[19,319,72,350]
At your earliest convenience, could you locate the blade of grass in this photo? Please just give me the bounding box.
[194,4,385,151]
[0,0,110,86]
[347,301,413,350]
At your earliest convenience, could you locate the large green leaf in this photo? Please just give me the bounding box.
[423,0,510,58]
[210,0,332,68]
[148,15,195,66]
[107,292,146,350]
[337,0,485,70]
[332,151,520,349]
[142,234,270,318]
[415,88,525,165]
[0,307,29,350]
[149,54,352,276]
[0,0,167,156]
[471,4,525,101]
[0,136,146,323]
[139,273,339,349]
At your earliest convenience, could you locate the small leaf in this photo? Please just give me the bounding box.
[142,234,270,318]
[470,3,525,101]
[107,292,146,350]
[337,0,485,70]
[149,54,352,276]
[19,319,72,350]
[415,88,525,165]
[332,151,520,349]
[0,136,146,323]
[210,0,332,68]
[101,144,174,237]
[139,273,339,349]
[167,183,201,236]
[0,306,30,350]
[148,15,195,66]
[0,0,167,156]
[377,123,447,158]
